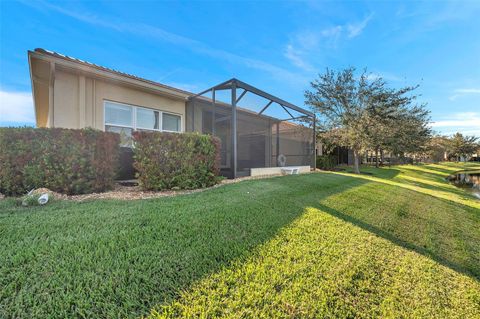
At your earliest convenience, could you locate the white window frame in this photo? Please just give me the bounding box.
[103,100,183,133]
[135,106,161,131]
[104,101,134,129]
[161,112,182,133]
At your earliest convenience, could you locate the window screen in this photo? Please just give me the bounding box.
[137,108,159,130]
[162,113,181,132]
[104,101,182,148]
[105,102,133,127]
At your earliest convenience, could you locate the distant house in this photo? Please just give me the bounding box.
[28,49,316,179]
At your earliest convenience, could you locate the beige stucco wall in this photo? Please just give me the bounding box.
[30,59,51,127]
[50,68,186,130]
[93,79,186,130]
[53,70,79,128]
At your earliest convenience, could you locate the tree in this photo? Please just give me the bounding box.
[305,68,386,173]
[387,105,431,159]
[448,133,479,161]
[361,84,401,167]
[366,85,430,166]
[305,67,430,173]
[421,135,450,162]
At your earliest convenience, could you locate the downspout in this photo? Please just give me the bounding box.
[212,89,216,135]
[276,121,280,166]
[231,81,237,178]
[49,62,55,127]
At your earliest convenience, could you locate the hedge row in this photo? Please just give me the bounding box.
[133,131,221,190]
[0,128,221,196]
[0,128,119,195]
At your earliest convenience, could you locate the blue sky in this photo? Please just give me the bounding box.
[0,0,479,136]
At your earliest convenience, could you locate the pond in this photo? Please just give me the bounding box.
[447,171,480,199]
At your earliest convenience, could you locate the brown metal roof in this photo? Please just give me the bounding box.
[33,48,194,97]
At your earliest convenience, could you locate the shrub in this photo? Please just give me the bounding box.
[133,131,221,190]
[0,127,119,196]
[316,154,337,170]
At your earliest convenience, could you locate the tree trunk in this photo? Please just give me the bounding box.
[375,148,379,168]
[380,149,384,166]
[353,149,361,174]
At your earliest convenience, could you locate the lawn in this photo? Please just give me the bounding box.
[1,163,479,318]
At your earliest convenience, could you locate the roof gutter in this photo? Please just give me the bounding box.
[28,50,191,101]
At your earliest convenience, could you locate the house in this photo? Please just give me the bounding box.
[28,48,316,179]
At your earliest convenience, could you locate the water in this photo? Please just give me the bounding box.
[447,171,480,199]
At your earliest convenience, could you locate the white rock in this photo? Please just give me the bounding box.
[38,193,50,205]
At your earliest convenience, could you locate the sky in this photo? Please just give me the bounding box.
[0,0,479,136]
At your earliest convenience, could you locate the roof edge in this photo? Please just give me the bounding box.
[30,48,193,99]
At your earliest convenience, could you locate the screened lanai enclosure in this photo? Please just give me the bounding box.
[186,78,316,178]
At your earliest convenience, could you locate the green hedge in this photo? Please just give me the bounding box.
[0,127,119,196]
[133,131,221,190]
[316,155,337,170]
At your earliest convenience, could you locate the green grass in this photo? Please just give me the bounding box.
[1,163,479,318]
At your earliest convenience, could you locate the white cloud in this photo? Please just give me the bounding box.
[448,95,458,101]
[321,25,343,38]
[163,82,200,93]
[22,0,307,84]
[283,45,314,72]
[449,88,480,101]
[0,90,35,124]
[296,31,320,49]
[438,128,480,137]
[315,13,374,42]
[454,88,480,94]
[284,13,374,70]
[430,112,480,136]
[431,112,480,127]
[431,119,480,128]
[347,13,374,38]
[365,71,403,82]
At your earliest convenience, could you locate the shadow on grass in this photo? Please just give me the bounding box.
[0,173,367,318]
[341,167,480,210]
[400,163,479,177]
[314,201,480,281]
[2,169,479,318]
[365,167,478,200]
[399,176,478,199]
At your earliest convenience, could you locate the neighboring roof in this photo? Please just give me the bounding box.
[31,48,194,98]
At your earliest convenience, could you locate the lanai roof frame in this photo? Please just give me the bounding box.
[188,78,317,178]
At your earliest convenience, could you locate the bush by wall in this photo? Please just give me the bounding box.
[0,127,119,196]
[133,131,221,190]
[316,154,337,170]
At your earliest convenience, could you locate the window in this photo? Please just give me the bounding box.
[137,108,159,130]
[105,102,133,127]
[104,101,182,147]
[162,113,181,132]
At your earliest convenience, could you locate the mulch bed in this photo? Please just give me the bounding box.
[67,174,289,201]
[1,171,322,202]
[1,173,299,202]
